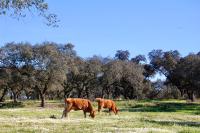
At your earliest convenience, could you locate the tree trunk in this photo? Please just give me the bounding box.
[77,86,84,98]
[191,93,196,102]
[108,89,112,99]
[180,89,184,96]
[25,90,32,100]
[85,87,90,99]
[0,88,7,102]
[13,92,17,103]
[101,87,106,98]
[188,91,196,102]
[56,91,60,99]
[78,90,82,98]
[39,93,45,107]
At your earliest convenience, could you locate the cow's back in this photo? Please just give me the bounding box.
[96,98,116,108]
[104,99,115,108]
[62,98,96,118]
[65,98,90,110]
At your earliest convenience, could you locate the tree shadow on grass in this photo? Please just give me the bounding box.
[120,102,200,114]
[0,101,24,109]
[145,119,200,127]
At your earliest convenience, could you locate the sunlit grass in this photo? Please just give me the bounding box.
[0,99,200,133]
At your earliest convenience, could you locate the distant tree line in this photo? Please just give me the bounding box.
[0,42,200,107]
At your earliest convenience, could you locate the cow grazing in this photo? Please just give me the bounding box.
[95,98,119,115]
[61,98,96,119]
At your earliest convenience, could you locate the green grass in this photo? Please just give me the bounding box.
[0,99,200,133]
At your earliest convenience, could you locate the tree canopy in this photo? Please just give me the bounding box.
[0,42,200,106]
[0,0,59,27]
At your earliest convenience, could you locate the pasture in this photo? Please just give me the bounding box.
[0,100,200,133]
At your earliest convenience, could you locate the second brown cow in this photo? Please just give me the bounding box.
[95,98,119,115]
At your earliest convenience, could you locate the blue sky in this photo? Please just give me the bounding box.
[0,0,200,59]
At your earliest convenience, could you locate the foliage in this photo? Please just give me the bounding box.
[115,50,130,61]
[148,50,200,101]
[131,54,146,64]
[1,43,200,105]
[0,0,59,27]
[168,54,200,101]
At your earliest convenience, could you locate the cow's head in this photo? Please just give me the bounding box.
[116,108,119,114]
[89,110,96,118]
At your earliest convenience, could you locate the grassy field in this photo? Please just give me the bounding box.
[0,99,200,133]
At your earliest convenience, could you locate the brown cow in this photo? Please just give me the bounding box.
[61,98,96,119]
[95,98,119,115]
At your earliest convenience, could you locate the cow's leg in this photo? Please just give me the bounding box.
[114,107,118,115]
[113,108,117,115]
[98,105,103,115]
[61,103,72,119]
[98,104,101,112]
[111,106,117,115]
[83,111,87,118]
[65,104,73,119]
[61,108,67,119]
[109,108,112,115]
